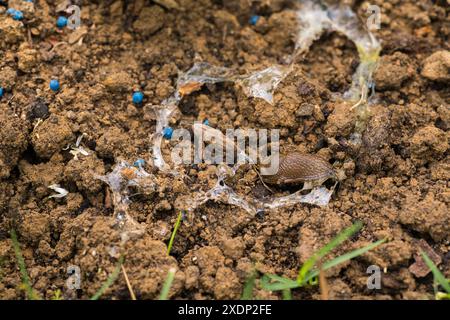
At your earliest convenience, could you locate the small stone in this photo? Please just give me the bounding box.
[410,125,448,165]
[373,52,416,90]
[27,100,50,121]
[0,18,25,44]
[421,50,450,82]
[31,115,75,159]
[295,103,315,116]
[132,6,165,36]
[221,238,245,260]
[103,71,132,92]
[0,66,17,90]
[0,112,29,178]
[17,44,39,73]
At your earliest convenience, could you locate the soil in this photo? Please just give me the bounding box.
[0,0,449,300]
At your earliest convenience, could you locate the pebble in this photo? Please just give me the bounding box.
[421,50,450,82]
[28,100,50,120]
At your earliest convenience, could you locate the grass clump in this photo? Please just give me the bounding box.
[421,251,450,300]
[241,270,258,300]
[10,229,41,300]
[259,222,386,297]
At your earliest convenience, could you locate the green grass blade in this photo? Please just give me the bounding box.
[261,238,386,292]
[297,221,363,283]
[90,256,124,300]
[167,211,183,255]
[10,229,40,300]
[260,274,300,291]
[302,238,386,284]
[241,271,257,300]
[159,267,176,300]
[51,289,63,300]
[282,289,292,300]
[435,292,450,300]
[421,250,450,294]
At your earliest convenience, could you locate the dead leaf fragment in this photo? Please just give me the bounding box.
[178,82,203,97]
[409,239,442,278]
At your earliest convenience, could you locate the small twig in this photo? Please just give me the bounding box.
[121,265,136,300]
[49,42,68,53]
[27,27,33,46]
[7,94,16,105]
[319,264,329,300]
[222,24,228,43]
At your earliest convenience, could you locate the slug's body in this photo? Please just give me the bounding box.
[261,152,336,190]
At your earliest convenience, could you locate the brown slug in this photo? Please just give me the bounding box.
[261,152,336,189]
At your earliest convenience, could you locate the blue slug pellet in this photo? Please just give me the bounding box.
[133,159,145,168]
[56,16,68,29]
[0,87,4,98]
[249,15,260,26]
[132,91,144,104]
[50,79,60,91]
[12,10,24,21]
[163,127,173,140]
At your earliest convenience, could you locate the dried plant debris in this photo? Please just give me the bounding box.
[409,239,442,278]
[64,133,90,160]
[48,184,69,199]
[96,161,157,241]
